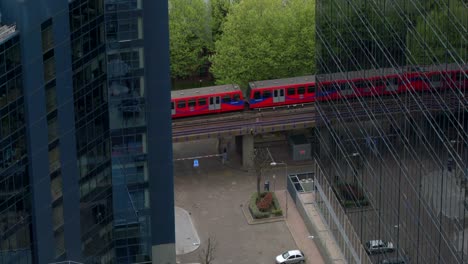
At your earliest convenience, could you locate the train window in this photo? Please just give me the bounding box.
[254,91,261,99]
[386,77,398,86]
[298,87,305,94]
[374,79,384,87]
[307,86,315,93]
[177,101,186,108]
[320,84,332,92]
[171,102,174,110]
[280,89,284,96]
[263,90,272,98]
[233,94,240,102]
[198,98,207,105]
[188,99,196,107]
[210,97,214,104]
[354,81,366,89]
[430,74,441,82]
[222,95,231,103]
[287,88,295,95]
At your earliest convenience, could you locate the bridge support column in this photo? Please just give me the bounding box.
[239,134,254,169]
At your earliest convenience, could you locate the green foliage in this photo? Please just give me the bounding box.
[210,0,239,42]
[210,0,316,88]
[249,192,270,219]
[249,192,284,218]
[272,209,283,216]
[169,0,212,79]
[271,192,282,211]
[407,0,467,65]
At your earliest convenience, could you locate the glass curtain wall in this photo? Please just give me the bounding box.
[316,0,467,263]
[0,33,32,264]
[69,0,114,263]
[104,0,150,263]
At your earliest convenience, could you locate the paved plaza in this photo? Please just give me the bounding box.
[173,138,343,264]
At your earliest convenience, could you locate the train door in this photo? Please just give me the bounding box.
[273,89,285,103]
[209,96,221,110]
[385,77,399,92]
[429,74,442,89]
[455,72,465,89]
[171,102,175,115]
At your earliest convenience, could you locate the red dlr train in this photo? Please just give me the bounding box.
[171,64,467,119]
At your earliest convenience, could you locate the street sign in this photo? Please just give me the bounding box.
[193,159,199,168]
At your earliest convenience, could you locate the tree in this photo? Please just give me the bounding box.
[210,0,316,88]
[407,0,467,65]
[210,0,240,42]
[169,0,212,79]
[198,237,217,264]
[253,147,272,195]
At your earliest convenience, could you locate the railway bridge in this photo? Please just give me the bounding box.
[172,104,316,168]
[172,91,466,168]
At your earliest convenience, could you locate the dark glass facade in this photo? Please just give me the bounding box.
[316,0,467,263]
[0,0,175,263]
[0,31,32,264]
[69,0,114,263]
[104,0,152,263]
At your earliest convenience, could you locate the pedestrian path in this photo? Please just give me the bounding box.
[175,206,200,255]
[275,191,345,264]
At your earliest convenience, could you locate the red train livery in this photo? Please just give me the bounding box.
[171,64,467,119]
[171,84,245,118]
[247,75,316,109]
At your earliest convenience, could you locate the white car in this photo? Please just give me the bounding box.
[275,249,305,264]
[365,240,395,254]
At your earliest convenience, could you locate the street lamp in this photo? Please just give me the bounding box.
[270,161,288,218]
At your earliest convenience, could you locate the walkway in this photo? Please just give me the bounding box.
[275,190,345,264]
[175,206,200,255]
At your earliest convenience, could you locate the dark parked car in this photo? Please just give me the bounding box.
[365,240,395,254]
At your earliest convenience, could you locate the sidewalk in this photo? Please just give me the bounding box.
[275,190,345,264]
[175,206,200,255]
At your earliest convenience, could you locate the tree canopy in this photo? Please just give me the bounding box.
[210,0,316,88]
[407,0,467,65]
[169,0,212,79]
[210,0,239,42]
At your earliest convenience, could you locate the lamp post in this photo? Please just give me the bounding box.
[272,174,276,192]
[270,161,288,218]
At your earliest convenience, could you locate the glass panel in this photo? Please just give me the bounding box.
[198,98,207,105]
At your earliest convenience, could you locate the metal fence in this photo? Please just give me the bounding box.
[313,161,372,264]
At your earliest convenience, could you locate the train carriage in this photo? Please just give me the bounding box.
[171,84,245,118]
[247,75,316,109]
[418,64,468,92]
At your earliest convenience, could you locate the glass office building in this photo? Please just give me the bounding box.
[315,0,467,263]
[0,0,174,263]
[0,26,32,264]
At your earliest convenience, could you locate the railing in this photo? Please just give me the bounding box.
[314,160,373,264]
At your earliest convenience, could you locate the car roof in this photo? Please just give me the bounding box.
[287,249,303,255]
[368,240,385,246]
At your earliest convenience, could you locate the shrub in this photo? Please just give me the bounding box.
[257,192,273,212]
[249,193,270,219]
[271,192,281,210]
[338,183,365,201]
[272,209,283,216]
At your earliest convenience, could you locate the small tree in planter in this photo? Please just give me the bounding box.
[253,147,272,195]
[198,237,217,264]
[257,192,273,212]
